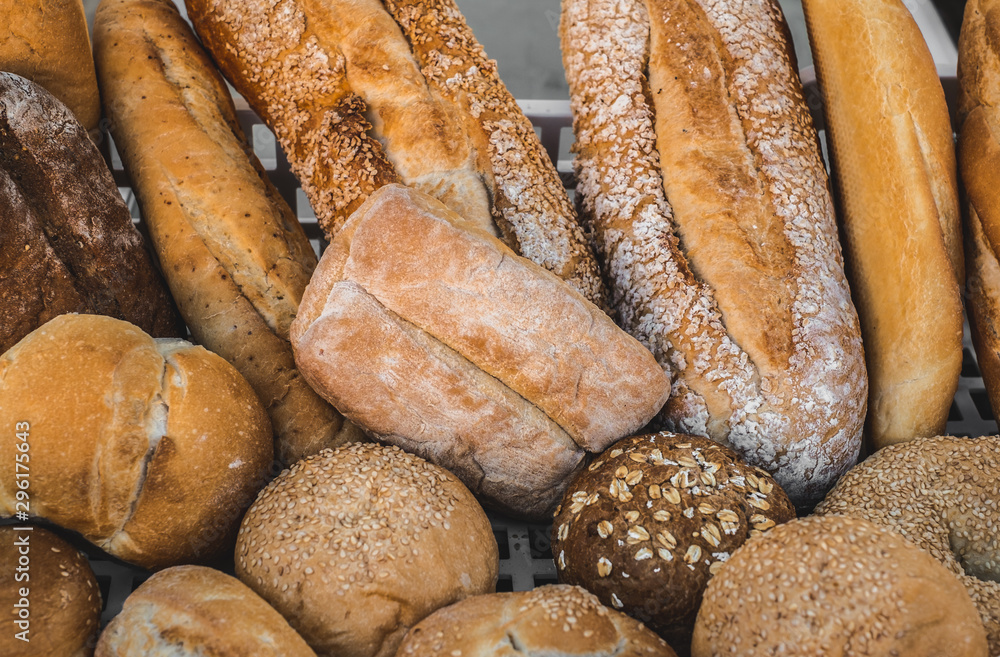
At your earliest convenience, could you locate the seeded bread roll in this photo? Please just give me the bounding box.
[0,314,273,570]
[0,72,182,354]
[235,443,498,657]
[0,526,101,657]
[0,0,100,132]
[692,515,988,657]
[551,432,794,647]
[561,0,867,507]
[93,0,362,465]
[395,585,677,657]
[816,436,1000,654]
[184,0,608,308]
[96,566,316,657]
[802,0,963,450]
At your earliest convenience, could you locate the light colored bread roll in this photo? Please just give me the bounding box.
[290,184,670,518]
[0,0,100,132]
[802,0,963,451]
[561,0,867,507]
[92,0,362,465]
[0,526,101,657]
[96,565,316,657]
[0,314,273,570]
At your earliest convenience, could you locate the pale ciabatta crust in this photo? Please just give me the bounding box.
[691,516,989,656]
[93,0,362,465]
[803,0,963,450]
[291,185,669,518]
[0,0,100,132]
[561,0,866,506]
[0,527,101,657]
[96,566,317,657]
[0,315,272,570]
[395,585,677,657]
[184,0,608,308]
[815,436,1000,654]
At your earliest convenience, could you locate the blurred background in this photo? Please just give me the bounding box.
[79,0,964,100]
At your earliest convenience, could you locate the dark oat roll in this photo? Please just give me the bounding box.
[551,432,795,644]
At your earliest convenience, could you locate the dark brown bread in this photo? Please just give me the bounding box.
[0,72,181,354]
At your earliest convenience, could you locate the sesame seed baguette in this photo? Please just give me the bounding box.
[94,0,363,465]
[561,0,866,507]
[184,0,400,239]
[803,0,963,451]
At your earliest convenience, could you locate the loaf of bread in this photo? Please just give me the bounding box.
[0,72,182,355]
[802,0,963,451]
[960,0,1000,421]
[93,0,362,465]
[0,526,101,657]
[0,314,273,570]
[561,0,867,506]
[0,0,100,133]
[290,185,670,518]
[183,0,608,308]
[96,565,317,657]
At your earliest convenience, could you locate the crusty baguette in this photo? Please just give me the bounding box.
[93,0,362,465]
[803,0,963,450]
[561,0,866,506]
[0,0,100,133]
[184,0,608,308]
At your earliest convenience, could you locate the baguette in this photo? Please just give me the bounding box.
[561,0,866,506]
[803,0,963,450]
[184,0,608,307]
[93,0,363,465]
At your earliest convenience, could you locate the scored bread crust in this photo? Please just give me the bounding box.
[561,0,866,506]
[803,0,963,450]
[93,0,362,465]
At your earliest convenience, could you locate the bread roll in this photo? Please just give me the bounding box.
[290,184,670,518]
[561,0,867,507]
[236,443,498,657]
[0,72,182,354]
[802,0,963,450]
[96,565,316,656]
[0,0,100,132]
[0,314,273,570]
[395,585,677,657]
[183,0,608,308]
[92,0,362,465]
[0,526,101,657]
[960,0,1000,421]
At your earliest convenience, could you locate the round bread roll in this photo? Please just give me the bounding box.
[236,443,499,657]
[96,565,316,656]
[815,435,1000,653]
[0,525,101,657]
[692,515,988,657]
[551,432,795,645]
[395,585,677,657]
[0,314,273,569]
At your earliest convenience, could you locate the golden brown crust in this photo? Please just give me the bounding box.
[0,527,101,657]
[561,0,866,506]
[396,585,677,657]
[0,0,100,132]
[816,435,1000,654]
[236,443,498,657]
[0,315,273,570]
[93,0,362,465]
[803,0,963,450]
[692,515,989,657]
[96,566,317,657]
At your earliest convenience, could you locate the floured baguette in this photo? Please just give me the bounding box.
[93,0,363,465]
[290,185,669,519]
[561,0,867,506]
[184,0,608,308]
